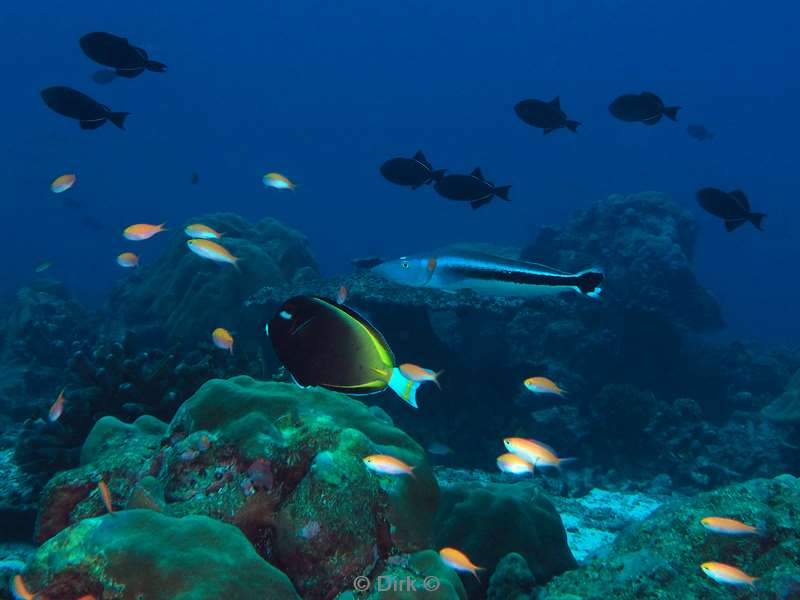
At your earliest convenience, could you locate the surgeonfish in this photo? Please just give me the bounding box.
[41,86,129,130]
[379,151,446,189]
[514,97,581,134]
[609,92,680,125]
[439,547,483,581]
[373,251,603,298]
[50,173,76,193]
[504,437,574,470]
[701,517,760,536]
[524,377,566,396]
[363,454,416,478]
[80,32,167,77]
[48,388,66,422]
[123,223,166,241]
[184,223,223,239]
[700,562,758,588]
[696,187,765,232]
[186,239,240,270]
[433,168,510,210]
[266,295,425,407]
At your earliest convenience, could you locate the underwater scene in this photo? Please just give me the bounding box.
[1,1,799,599]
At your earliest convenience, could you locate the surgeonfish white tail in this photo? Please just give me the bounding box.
[372,251,603,298]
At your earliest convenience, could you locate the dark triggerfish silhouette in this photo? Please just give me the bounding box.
[80,32,167,78]
[380,151,445,189]
[609,92,680,125]
[696,187,766,232]
[514,97,581,134]
[40,86,129,130]
[434,168,511,210]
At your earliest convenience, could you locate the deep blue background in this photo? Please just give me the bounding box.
[1,1,797,342]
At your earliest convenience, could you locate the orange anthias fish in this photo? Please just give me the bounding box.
[184,223,223,239]
[50,173,76,193]
[116,252,139,268]
[503,437,574,470]
[336,285,348,304]
[439,547,483,581]
[398,363,444,390]
[123,223,166,241]
[48,388,65,422]
[701,562,758,588]
[262,172,296,190]
[363,454,416,478]
[186,239,240,270]
[496,452,535,475]
[11,574,35,600]
[98,480,114,513]
[701,517,760,536]
[212,327,234,353]
[524,376,566,396]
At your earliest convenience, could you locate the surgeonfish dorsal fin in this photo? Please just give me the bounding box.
[470,167,485,180]
[549,96,561,108]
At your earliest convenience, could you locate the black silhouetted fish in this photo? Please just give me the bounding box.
[434,168,510,210]
[40,86,129,130]
[91,69,116,84]
[696,188,765,232]
[609,92,680,125]
[80,215,104,231]
[352,256,386,269]
[80,32,167,78]
[514,97,580,134]
[380,151,445,189]
[266,296,425,407]
[687,124,713,141]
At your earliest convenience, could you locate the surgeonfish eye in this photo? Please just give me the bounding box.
[401,260,409,269]
[279,310,292,320]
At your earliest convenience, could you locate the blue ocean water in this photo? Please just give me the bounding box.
[1,0,797,346]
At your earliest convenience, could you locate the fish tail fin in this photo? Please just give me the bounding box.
[576,269,604,297]
[146,60,168,72]
[663,106,680,121]
[233,258,242,273]
[724,218,747,232]
[108,112,130,130]
[749,577,760,589]
[494,185,511,201]
[749,212,766,230]
[429,169,446,184]
[472,568,484,582]
[557,457,578,471]
[433,369,445,390]
[388,368,420,408]
[409,466,417,480]
[158,222,168,231]
[565,120,581,133]
[471,197,492,210]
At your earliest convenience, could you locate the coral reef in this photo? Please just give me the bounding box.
[542,474,800,599]
[34,378,440,599]
[487,553,536,600]
[21,510,300,599]
[763,368,800,424]
[433,478,576,599]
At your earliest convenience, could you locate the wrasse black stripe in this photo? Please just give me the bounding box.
[449,264,584,287]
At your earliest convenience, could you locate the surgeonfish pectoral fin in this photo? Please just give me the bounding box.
[388,368,420,408]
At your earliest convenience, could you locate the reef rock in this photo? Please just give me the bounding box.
[34,377,438,599]
[542,474,800,599]
[105,213,318,350]
[763,368,800,424]
[22,510,299,599]
[433,479,576,599]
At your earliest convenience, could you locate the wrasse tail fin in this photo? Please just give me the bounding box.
[663,106,680,121]
[576,270,604,296]
[493,185,511,201]
[557,457,578,471]
[432,369,445,390]
[146,60,167,72]
[749,212,766,230]
[409,466,417,480]
[108,112,130,130]
[565,120,581,133]
[725,218,747,232]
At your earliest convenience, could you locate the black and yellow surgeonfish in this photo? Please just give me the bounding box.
[266,296,423,407]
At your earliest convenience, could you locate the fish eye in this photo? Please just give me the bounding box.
[401,261,409,269]
[279,310,292,320]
